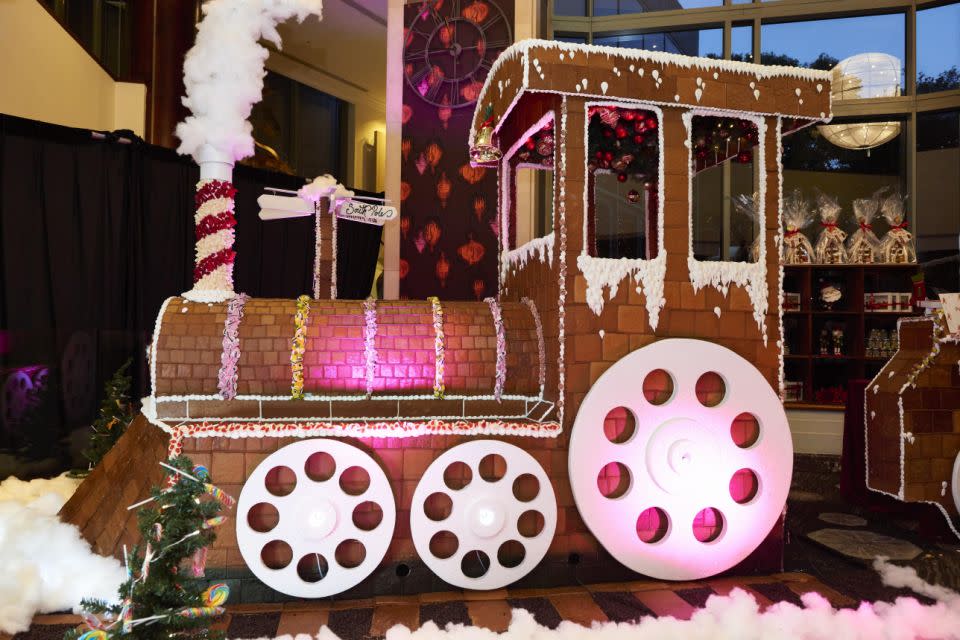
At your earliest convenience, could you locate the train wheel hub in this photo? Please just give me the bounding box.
[467,498,507,538]
[304,500,338,539]
[649,418,721,494]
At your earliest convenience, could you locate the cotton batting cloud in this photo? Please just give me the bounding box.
[298,175,355,204]
[175,0,324,162]
[234,558,960,640]
[0,474,126,634]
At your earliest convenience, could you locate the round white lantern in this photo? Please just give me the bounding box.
[818,52,902,151]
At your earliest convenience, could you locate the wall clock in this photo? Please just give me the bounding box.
[404,0,512,108]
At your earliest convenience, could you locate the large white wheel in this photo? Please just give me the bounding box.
[410,440,557,590]
[568,338,793,581]
[236,439,396,598]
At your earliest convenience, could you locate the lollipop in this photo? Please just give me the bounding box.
[192,465,210,481]
[178,606,225,619]
[202,516,227,529]
[78,629,107,640]
[203,583,230,607]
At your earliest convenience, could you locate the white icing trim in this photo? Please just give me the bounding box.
[503,233,555,283]
[470,39,833,147]
[181,286,234,303]
[776,117,786,398]
[577,101,666,329]
[683,109,769,342]
[330,201,338,298]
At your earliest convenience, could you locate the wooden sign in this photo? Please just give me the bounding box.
[337,200,397,226]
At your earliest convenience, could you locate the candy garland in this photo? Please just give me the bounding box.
[557,96,569,427]
[312,200,323,299]
[428,296,446,399]
[186,180,237,303]
[484,297,507,402]
[217,293,249,400]
[290,295,311,400]
[161,419,562,448]
[521,297,546,398]
[363,298,378,396]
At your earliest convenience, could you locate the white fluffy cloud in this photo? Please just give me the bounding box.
[0,474,125,634]
[175,0,324,162]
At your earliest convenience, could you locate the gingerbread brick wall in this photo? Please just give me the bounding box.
[153,298,542,415]
[866,319,960,515]
[501,101,783,430]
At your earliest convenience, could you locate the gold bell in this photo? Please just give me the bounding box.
[470,124,502,165]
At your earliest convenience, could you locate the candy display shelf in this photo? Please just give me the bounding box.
[782,263,920,410]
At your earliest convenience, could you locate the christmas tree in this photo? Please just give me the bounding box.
[81,359,135,471]
[66,456,232,640]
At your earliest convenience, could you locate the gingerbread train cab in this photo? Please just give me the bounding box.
[63,40,833,598]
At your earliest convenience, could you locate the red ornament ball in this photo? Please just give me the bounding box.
[737,150,753,163]
[525,139,536,150]
[633,134,644,144]
[627,189,641,203]
[644,117,658,130]
[615,125,628,139]
[604,151,614,161]
[603,129,613,138]
[617,172,628,183]
[622,111,635,122]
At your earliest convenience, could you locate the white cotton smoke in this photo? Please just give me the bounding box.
[0,474,126,634]
[175,0,324,162]
[299,175,355,203]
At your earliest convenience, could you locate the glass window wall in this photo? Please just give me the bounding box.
[917,3,960,93]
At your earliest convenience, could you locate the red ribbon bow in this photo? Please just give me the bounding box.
[891,221,909,230]
[820,221,838,229]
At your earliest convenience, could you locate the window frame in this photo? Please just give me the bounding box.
[684,108,767,267]
[581,100,666,263]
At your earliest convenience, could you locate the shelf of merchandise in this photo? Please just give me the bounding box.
[782,263,920,411]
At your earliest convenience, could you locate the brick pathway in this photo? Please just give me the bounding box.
[8,573,856,640]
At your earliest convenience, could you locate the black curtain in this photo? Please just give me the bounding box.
[0,114,380,457]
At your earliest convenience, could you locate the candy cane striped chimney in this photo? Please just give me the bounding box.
[183,144,237,303]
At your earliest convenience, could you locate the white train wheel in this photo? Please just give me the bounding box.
[236,439,396,598]
[410,440,557,590]
[568,338,793,581]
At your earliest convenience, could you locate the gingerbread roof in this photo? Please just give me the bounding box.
[470,39,833,148]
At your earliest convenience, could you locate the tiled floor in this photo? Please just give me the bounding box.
[11,573,855,640]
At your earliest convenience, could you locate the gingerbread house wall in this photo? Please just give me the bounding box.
[866,318,960,515]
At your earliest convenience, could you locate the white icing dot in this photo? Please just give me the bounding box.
[601,81,609,95]
[713,72,719,80]
[754,89,760,100]
[599,330,605,339]
[713,306,721,318]
[674,94,680,101]
[181,307,188,313]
